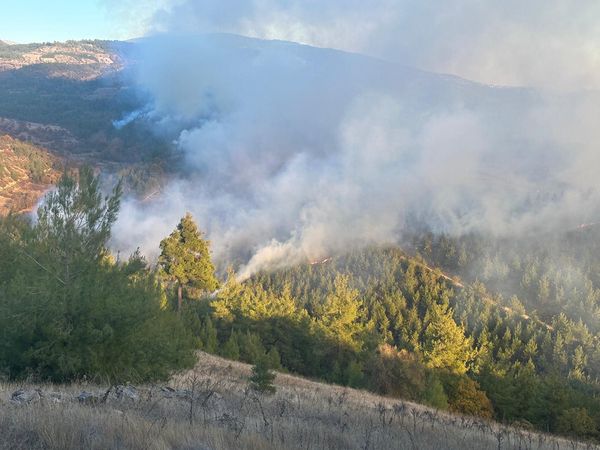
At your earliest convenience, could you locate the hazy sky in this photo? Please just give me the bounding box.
[4,0,600,90]
[0,0,143,43]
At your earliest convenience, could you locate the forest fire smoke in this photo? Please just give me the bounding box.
[110,3,600,276]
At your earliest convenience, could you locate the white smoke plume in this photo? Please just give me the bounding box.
[109,16,600,277]
[143,0,600,90]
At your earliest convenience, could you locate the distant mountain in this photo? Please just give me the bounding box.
[0,40,123,80]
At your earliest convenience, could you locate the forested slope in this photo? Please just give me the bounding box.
[181,243,600,439]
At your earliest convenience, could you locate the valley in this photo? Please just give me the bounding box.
[1,29,600,449]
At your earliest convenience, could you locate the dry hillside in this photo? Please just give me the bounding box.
[0,117,78,153]
[0,135,60,214]
[0,352,595,450]
[0,41,122,80]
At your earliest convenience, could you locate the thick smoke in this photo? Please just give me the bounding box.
[109,32,600,277]
[145,0,600,90]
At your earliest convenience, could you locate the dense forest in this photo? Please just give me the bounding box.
[1,170,600,442]
[188,245,600,439]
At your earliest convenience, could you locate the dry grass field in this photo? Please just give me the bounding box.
[0,352,596,450]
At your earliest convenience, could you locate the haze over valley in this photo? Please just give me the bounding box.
[2,2,600,448]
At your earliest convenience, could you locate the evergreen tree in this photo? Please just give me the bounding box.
[422,303,474,374]
[556,408,596,437]
[266,347,282,370]
[249,356,276,394]
[159,213,218,312]
[0,169,195,382]
[240,331,266,364]
[221,331,241,360]
[423,375,449,410]
[34,166,122,284]
[314,274,364,351]
[345,359,364,388]
[198,317,218,353]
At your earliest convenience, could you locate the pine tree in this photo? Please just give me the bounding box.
[249,356,276,394]
[266,347,282,370]
[422,303,474,374]
[345,359,364,388]
[35,166,122,284]
[198,317,218,353]
[569,345,587,381]
[314,274,364,351]
[240,331,266,364]
[0,169,195,382]
[221,331,241,360]
[159,213,218,312]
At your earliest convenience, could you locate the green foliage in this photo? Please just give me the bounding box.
[35,167,122,267]
[169,244,598,438]
[344,359,365,388]
[159,213,218,311]
[0,169,195,382]
[556,408,596,437]
[249,356,276,394]
[314,274,365,352]
[240,332,266,364]
[221,331,241,360]
[198,317,218,353]
[266,347,282,371]
[443,375,494,419]
[423,375,449,410]
[422,303,474,374]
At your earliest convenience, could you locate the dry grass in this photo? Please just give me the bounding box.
[0,352,596,450]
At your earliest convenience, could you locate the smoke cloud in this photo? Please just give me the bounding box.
[145,0,600,90]
[109,13,600,277]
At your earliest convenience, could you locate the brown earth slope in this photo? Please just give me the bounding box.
[0,117,78,153]
[0,40,123,80]
[0,135,60,215]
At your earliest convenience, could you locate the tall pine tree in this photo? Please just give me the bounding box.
[159,213,218,312]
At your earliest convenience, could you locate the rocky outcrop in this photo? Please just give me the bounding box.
[10,389,43,404]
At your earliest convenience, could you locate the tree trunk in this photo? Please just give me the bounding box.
[177,284,183,314]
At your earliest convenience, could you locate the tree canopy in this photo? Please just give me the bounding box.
[159,213,218,311]
[0,169,195,382]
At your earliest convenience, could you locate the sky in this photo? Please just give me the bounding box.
[0,0,139,43]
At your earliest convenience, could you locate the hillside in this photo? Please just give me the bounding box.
[0,117,78,153]
[0,38,167,164]
[0,40,123,80]
[2,164,600,445]
[1,34,600,446]
[1,352,592,450]
[0,135,59,214]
